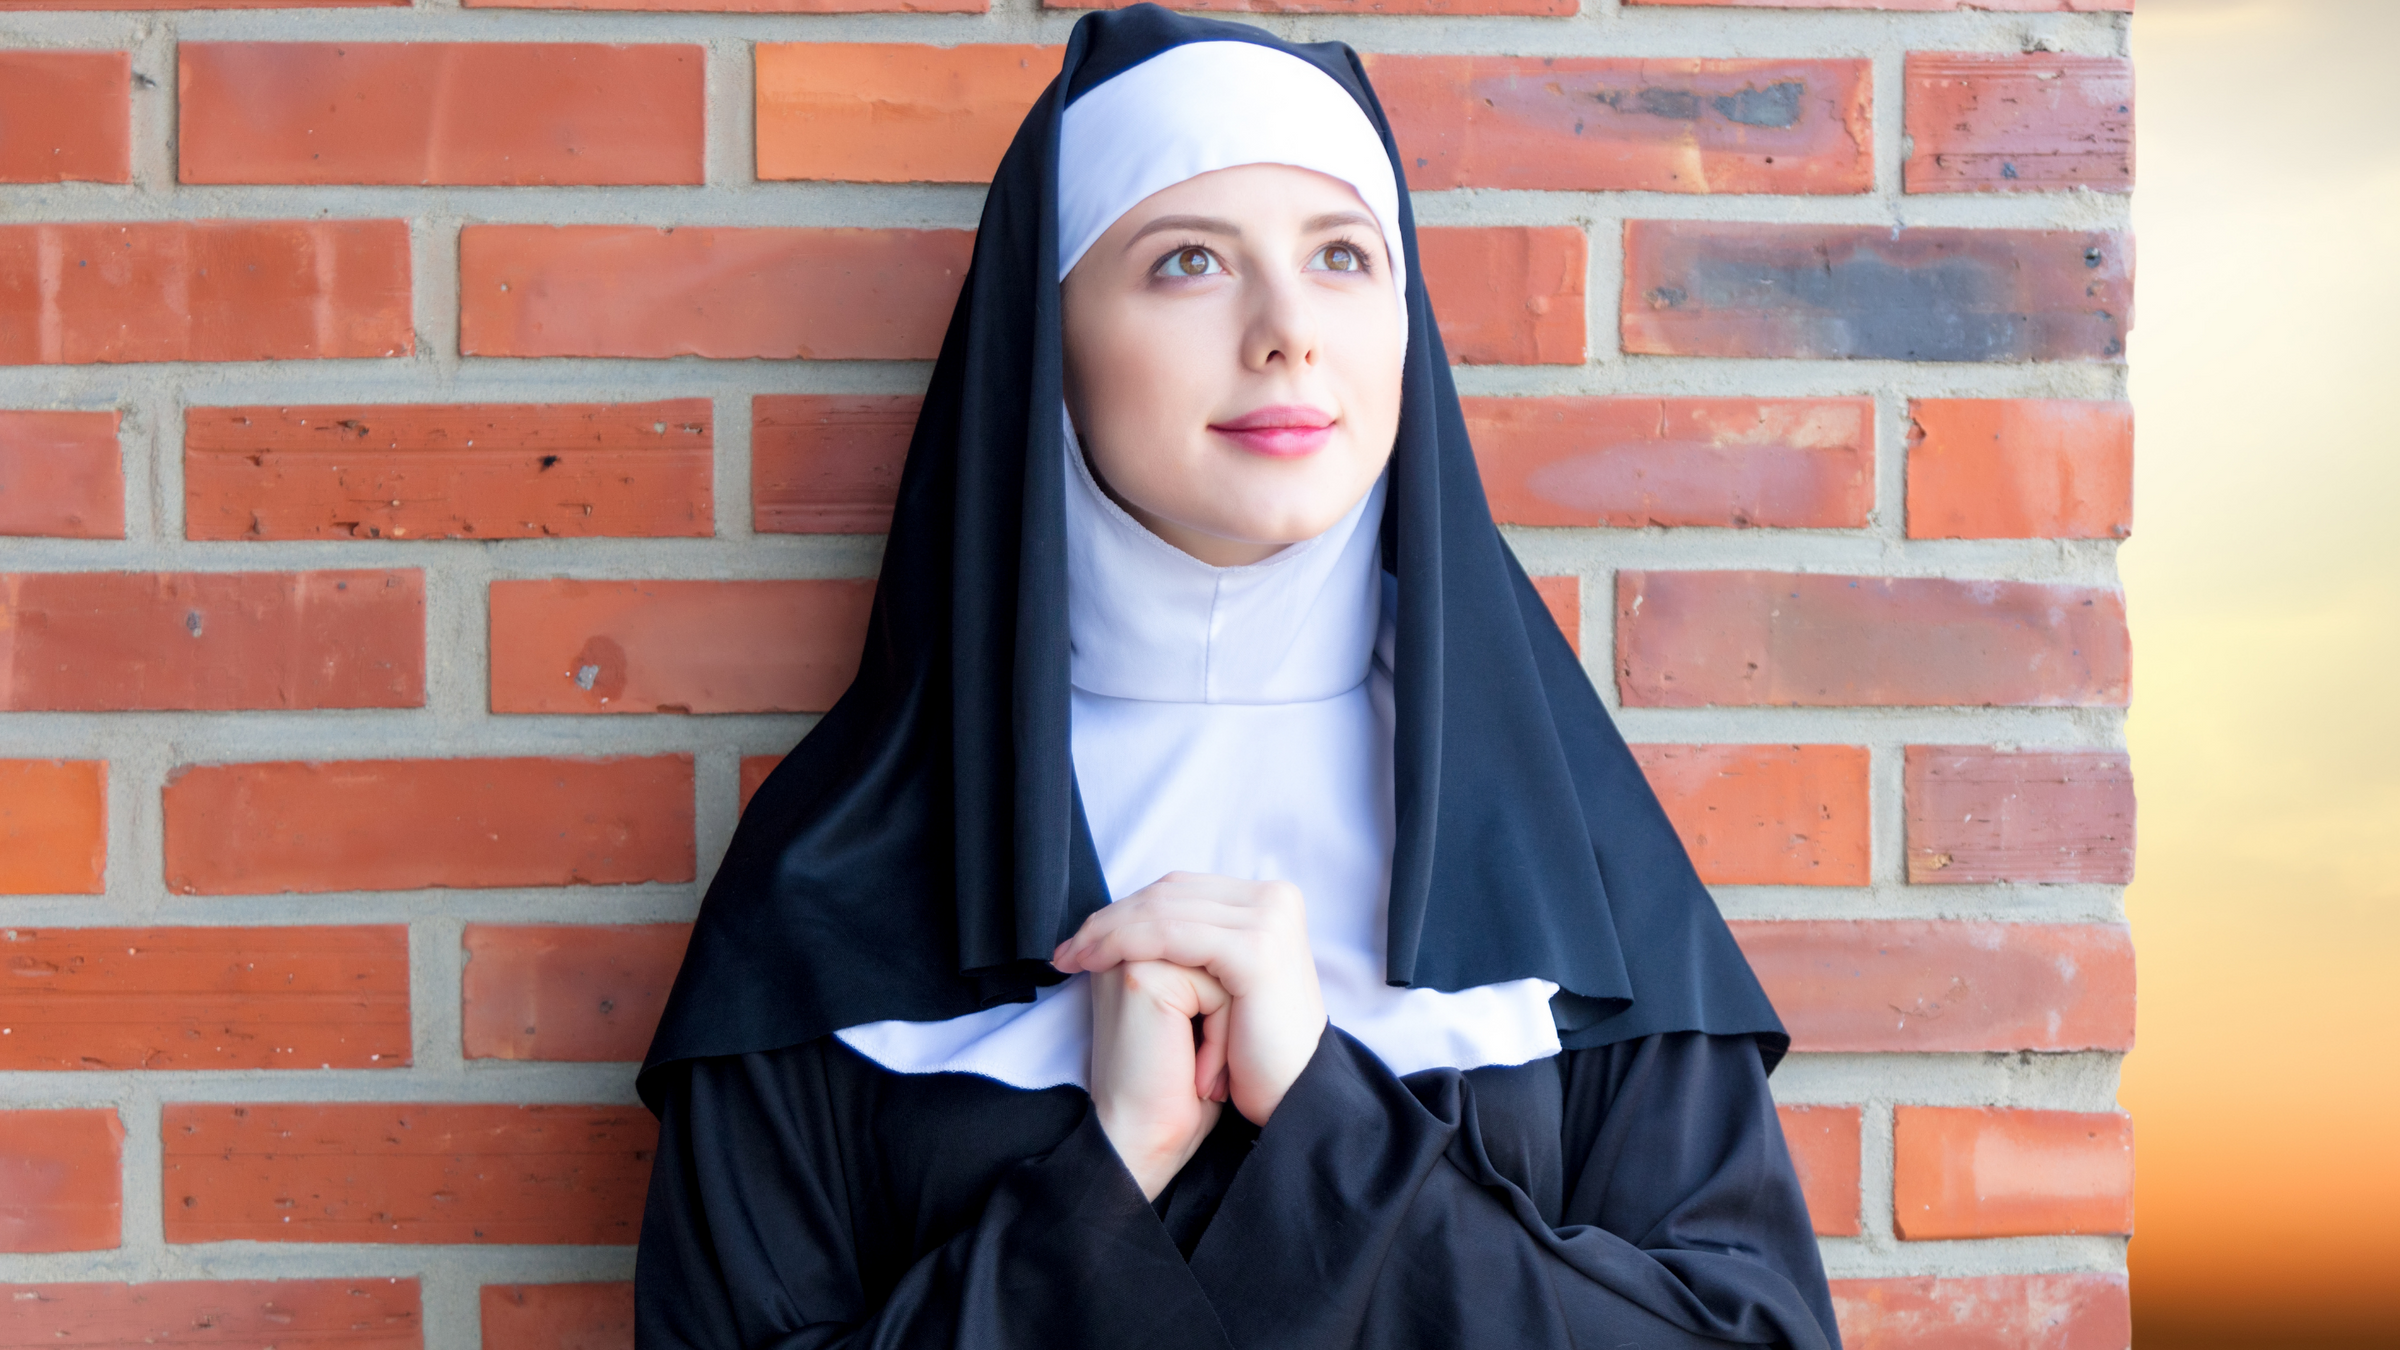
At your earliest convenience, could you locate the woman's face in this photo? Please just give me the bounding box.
[1063,163,1406,567]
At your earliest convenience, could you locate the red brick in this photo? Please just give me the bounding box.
[0,760,105,896]
[0,1110,121,1251]
[1729,920,2134,1053]
[1905,54,2132,195]
[482,1284,633,1350]
[0,222,411,365]
[1632,745,1869,887]
[489,580,875,715]
[1056,0,1571,13]
[1830,1274,2130,1350]
[0,570,423,712]
[1419,227,1586,366]
[1365,55,1869,194]
[180,44,702,186]
[1530,576,1579,656]
[1615,571,2129,708]
[459,226,971,361]
[1633,0,2125,8]
[163,757,694,894]
[756,44,1059,183]
[0,51,129,183]
[1465,397,1872,529]
[0,1280,421,1350]
[472,0,976,11]
[185,401,713,542]
[1905,747,2134,885]
[1776,1104,1860,1237]
[738,755,781,812]
[0,926,409,1071]
[0,410,123,538]
[753,395,915,534]
[163,1104,654,1245]
[1621,222,2129,363]
[1906,399,2131,540]
[1894,1106,2133,1239]
[462,924,692,1063]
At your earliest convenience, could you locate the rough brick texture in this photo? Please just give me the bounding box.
[0,0,2134,1340]
[0,570,424,711]
[163,757,695,894]
[1617,571,2130,708]
[0,222,412,364]
[1906,399,2132,540]
[0,760,106,895]
[0,409,123,538]
[0,1281,422,1350]
[1905,747,2135,884]
[1622,223,2130,363]
[462,924,693,1062]
[185,402,714,541]
[1905,54,2133,194]
[0,926,410,1071]
[163,1104,655,1245]
[0,51,130,183]
[0,1109,123,1252]
[179,44,706,186]
[1893,1107,2134,1239]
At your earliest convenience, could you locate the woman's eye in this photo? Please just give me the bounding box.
[1312,242,1366,273]
[1159,246,1222,278]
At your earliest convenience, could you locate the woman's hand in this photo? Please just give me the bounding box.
[1090,959,1230,1200]
[1056,872,1326,1127]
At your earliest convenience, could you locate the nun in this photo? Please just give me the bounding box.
[635,8,1842,1347]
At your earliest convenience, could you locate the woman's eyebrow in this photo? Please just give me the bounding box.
[1304,210,1379,235]
[1124,214,1240,249]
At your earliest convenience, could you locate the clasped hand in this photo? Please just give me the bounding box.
[1052,872,1327,1199]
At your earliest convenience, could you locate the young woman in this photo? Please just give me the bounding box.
[635,9,1841,1347]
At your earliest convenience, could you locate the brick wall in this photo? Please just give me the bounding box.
[0,0,2134,1346]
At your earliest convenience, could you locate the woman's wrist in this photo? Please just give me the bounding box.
[1096,1100,1211,1199]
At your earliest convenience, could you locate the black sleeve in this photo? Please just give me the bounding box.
[1184,1027,1842,1350]
[634,1042,1234,1350]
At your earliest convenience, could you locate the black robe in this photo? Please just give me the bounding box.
[636,1027,1840,1349]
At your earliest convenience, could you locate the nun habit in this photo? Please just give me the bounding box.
[636,10,1842,1348]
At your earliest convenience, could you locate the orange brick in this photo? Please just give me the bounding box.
[459,226,971,361]
[0,51,129,183]
[1056,0,1571,14]
[1365,56,1869,194]
[185,401,713,542]
[1906,400,2132,540]
[163,1104,654,1245]
[1730,920,2134,1053]
[1905,747,2134,885]
[1634,0,2125,8]
[1465,397,1872,529]
[482,1284,633,1350]
[180,44,703,186]
[1893,1107,2133,1239]
[163,757,694,894]
[471,0,976,11]
[1631,745,1870,886]
[1622,223,2129,363]
[0,570,423,712]
[738,754,782,813]
[1776,1104,1861,1237]
[462,924,692,1063]
[1616,572,2130,708]
[0,926,409,1071]
[0,1109,122,1252]
[1529,576,1579,656]
[753,395,916,534]
[1419,227,1586,366]
[0,1281,421,1350]
[1905,54,2132,194]
[756,44,1060,183]
[0,222,411,365]
[1830,1274,2130,1350]
[488,580,875,715]
[0,410,123,538]
[0,760,105,896]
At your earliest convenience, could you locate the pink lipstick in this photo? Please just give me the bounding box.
[1208,404,1336,458]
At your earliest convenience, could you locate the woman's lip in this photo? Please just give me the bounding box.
[1209,406,1336,458]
